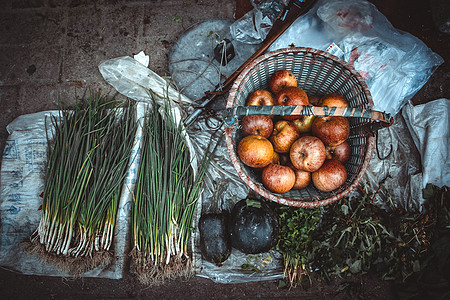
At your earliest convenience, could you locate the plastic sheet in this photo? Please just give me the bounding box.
[184,118,285,283]
[98,56,194,114]
[168,19,260,103]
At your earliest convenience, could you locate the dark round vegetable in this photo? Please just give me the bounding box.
[229,198,279,254]
[198,212,231,264]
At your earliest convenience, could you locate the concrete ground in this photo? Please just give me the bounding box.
[0,0,448,299]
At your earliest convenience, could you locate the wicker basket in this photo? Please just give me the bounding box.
[224,47,376,207]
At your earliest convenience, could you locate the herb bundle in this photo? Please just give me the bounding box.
[28,92,137,274]
[275,205,322,288]
[131,92,217,285]
[310,193,387,282]
[275,184,449,294]
[309,189,438,283]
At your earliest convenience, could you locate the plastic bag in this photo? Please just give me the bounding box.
[402,99,450,189]
[363,99,450,212]
[268,6,337,52]
[230,0,284,44]
[268,0,443,117]
[362,113,425,212]
[98,56,194,121]
[317,0,444,116]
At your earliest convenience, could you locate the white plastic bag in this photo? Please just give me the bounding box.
[361,99,450,212]
[230,0,284,44]
[268,0,443,117]
[268,8,337,52]
[362,113,425,212]
[317,0,444,116]
[402,99,450,189]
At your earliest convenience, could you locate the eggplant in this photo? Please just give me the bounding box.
[198,212,231,264]
[229,198,278,254]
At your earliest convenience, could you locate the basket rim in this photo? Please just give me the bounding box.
[224,47,375,208]
[226,47,374,109]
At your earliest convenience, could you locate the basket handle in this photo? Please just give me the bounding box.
[222,105,393,126]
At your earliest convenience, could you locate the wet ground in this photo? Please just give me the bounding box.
[0,0,448,299]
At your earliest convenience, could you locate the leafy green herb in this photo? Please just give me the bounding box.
[274,181,448,295]
[310,185,448,286]
[393,184,450,299]
[275,205,321,288]
[310,194,386,282]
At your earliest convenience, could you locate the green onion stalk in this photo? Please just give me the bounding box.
[29,92,137,272]
[131,91,217,285]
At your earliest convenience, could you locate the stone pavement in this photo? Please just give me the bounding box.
[0,0,448,298]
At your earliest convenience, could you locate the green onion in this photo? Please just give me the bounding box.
[131,90,217,285]
[31,91,137,272]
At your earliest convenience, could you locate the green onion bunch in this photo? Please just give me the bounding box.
[31,92,137,267]
[131,92,216,285]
